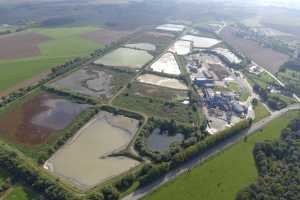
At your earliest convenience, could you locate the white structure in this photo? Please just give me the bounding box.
[213,48,242,64]
[248,65,263,75]
[150,52,181,75]
[181,35,221,48]
[168,40,191,55]
[156,24,186,32]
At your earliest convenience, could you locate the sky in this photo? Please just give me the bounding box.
[0,0,300,9]
[256,0,300,9]
[180,0,300,9]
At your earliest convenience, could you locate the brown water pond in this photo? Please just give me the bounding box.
[0,92,90,146]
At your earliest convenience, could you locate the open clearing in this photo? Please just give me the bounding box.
[4,185,41,200]
[94,47,153,69]
[221,27,289,74]
[50,65,133,99]
[127,82,188,102]
[168,40,191,55]
[125,43,156,51]
[46,111,139,189]
[253,102,271,123]
[143,110,300,200]
[181,35,221,48]
[156,24,185,32]
[0,91,90,146]
[0,26,102,93]
[113,85,200,125]
[149,53,181,75]
[137,74,188,90]
[0,32,50,59]
[81,28,131,45]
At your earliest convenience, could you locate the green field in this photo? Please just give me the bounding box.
[112,85,201,126]
[253,102,271,123]
[227,81,250,102]
[0,170,8,185]
[0,26,102,92]
[278,69,300,97]
[4,186,40,200]
[143,110,300,200]
[246,71,279,89]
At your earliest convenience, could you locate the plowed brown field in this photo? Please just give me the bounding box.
[221,27,289,74]
[81,29,131,45]
[0,92,90,146]
[0,32,50,59]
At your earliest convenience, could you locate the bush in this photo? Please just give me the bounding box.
[171,119,251,168]
[102,186,119,200]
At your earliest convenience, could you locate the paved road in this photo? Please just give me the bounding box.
[122,104,300,200]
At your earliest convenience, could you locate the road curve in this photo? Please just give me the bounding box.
[122,104,300,200]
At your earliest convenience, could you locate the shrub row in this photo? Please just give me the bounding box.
[171,119,252,167]
[101,105,145,122]
[0,144,77,200]
[0,57,87,109]
[43,86,98,105]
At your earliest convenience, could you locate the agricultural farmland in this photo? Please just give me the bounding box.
[80,28,131,45]
[0,26,102,94]
[0,91,90,146]
[50,65,134,100]
[0,32,50,59]
[220,26,289,74]
[45,111,140,189]
[137,74,188,90]
[94,47,153,69]
[149,53,181,75]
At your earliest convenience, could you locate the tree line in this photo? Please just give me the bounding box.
[0,117,252,200]
[236,115,300,200]
[253,84,287,110]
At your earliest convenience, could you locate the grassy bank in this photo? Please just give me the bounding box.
[4,185,41,200]
[143,110,300,200]
[253,102,270,123]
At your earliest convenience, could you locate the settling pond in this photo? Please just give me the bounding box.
[51,67,113,98]
[146,128,184,152]
[0,92,90,146]
[125,43,156,51]
[94,47,153,69]
[45,111,140,190]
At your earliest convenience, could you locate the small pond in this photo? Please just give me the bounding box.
[146,128,184,151]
